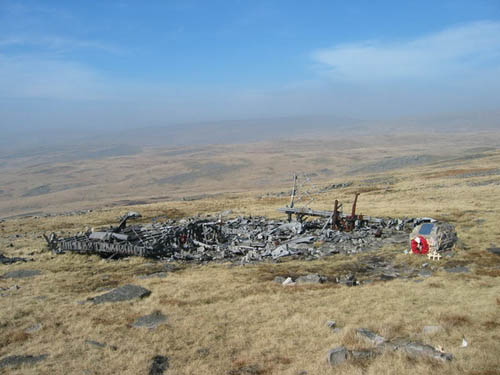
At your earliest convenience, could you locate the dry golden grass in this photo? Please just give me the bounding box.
[0,140,499,374]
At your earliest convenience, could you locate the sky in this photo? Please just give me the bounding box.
[1,0,500,135]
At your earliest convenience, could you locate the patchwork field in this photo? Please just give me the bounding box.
[0,131,499,374]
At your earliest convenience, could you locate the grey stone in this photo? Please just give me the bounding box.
[149,355,169,375]
[337,273,357,286]
[132,311,167,329]
[392,340,453,361]
[326,320,336,329]
[380,273,398,281]
[356,328,386,345]
[196,348,209,357]
[86,340,106,348]
[419,269,432,277]
[350,350,378,360]
[1,269,41,279]
[273,276,286,284]
[0,354,48,369]
[423,325,442,334]
[89,284,151,304]
[296,274,327,284]
[0,253,29,265]
[444,266,469,273]
[25,323,42,333]
[85,340,118,350]
[327,347,348,366]
[487,247,500,256]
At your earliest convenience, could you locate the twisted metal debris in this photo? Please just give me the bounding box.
[45,209,434,263]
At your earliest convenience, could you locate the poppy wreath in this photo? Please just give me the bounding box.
[411,235,429,254]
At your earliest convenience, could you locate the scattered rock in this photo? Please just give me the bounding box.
[356,328,386,345]
[423,325,442,334]
[0,253,30,265]
[325,320,342,333]
[487,247,500,256]
[296,274,327,284]
[0,354,48,369]
[1,269,41,279]
[86,340,106,348]
[336,273,358,286]
[196,348,209,357]
[88,284,151,304]
[388,339,453,361]
[148,355,169,375]
[444,266,469,273]
[273,276,286,284]
[350,349,378,360]
[326,320,336,329]
[25,323,42,333]
[282,277,295,286]
[132,311,167,329]
[329,328,453,365]
[85,340,118,350]
[380,272,398,281]
[327,347,349,366]
[419,269,432,277]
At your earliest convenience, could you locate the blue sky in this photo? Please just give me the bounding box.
[1,0,500,132]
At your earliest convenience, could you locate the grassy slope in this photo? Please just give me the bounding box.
[0,148,499,374]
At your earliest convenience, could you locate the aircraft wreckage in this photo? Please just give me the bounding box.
[44,193,455,263]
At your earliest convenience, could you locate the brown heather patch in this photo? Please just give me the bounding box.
[439,313,472,328]
[428,282,444,288]
[0,330,30,347]
[481,269,500,277]
[482,321,500,330]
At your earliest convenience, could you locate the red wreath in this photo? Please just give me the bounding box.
[411,235,429,254]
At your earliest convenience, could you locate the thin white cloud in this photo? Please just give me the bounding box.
[0,34,123,54]
[311,21,500,82]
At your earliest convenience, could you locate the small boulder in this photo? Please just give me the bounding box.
[273,276,286,284]
[326,320,336,329]
[25,323,42,334]
[327,347,348,367]
[350,350,378,360]
[356,328,386,345]
[444,266,469,273]
[0,354,48,369]
[487,247,500,256]
[397,340,453,361]
[89,284,151,304]
[296,274,327,284]
[1,269,41,279]
[149,356,169,375]
[132,311,167,329]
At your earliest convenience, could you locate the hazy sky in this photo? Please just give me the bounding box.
[1,0,500,133]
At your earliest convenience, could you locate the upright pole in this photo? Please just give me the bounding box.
[288,174,297,222]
